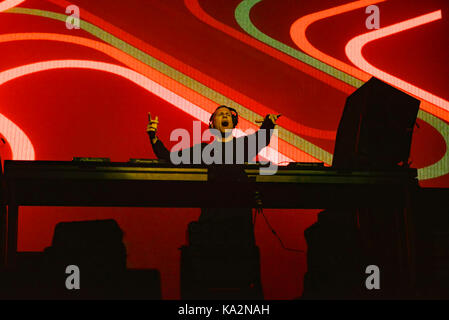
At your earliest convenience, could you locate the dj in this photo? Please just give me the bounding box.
[146,105,280,248]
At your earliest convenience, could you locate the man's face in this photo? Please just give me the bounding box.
[212,107,234,133]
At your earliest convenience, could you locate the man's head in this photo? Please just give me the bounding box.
[209,105,238,134]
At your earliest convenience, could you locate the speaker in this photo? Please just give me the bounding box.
[332,77,420,170]
[0,252,162,299]
[48,219,127,272]
[179,245,263,300]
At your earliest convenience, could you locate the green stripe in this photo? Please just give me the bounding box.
[235,0,364,88]
[416,110,449,180]
[6,6,333,164]
[235,0,449,179]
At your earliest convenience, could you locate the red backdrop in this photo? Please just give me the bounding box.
[1,0,448,299]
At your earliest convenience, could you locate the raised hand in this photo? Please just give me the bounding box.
[147,112,159,144]
[255,114,281,125]
[146,112,159,133]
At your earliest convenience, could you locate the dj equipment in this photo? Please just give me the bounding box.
[1,160,417,267]
[332,77,420,170]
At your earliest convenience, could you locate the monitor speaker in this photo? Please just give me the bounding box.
[332,77,420,170]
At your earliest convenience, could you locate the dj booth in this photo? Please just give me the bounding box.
[0,77,437,297]
[0,159,418,292]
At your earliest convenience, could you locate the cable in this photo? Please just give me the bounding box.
[253,200,305,253]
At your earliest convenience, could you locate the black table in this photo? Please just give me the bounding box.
[1,160,418,270]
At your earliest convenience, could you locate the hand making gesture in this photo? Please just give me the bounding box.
[146,112,159,144]
[255,114,281,126]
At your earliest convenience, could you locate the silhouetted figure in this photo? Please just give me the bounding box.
[147,106,279,299]
[0,219,161,299]
[302,210,364,299]
[44,219,127,299]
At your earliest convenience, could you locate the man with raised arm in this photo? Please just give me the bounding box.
[146,105,280,298]
[147,105,280,167]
